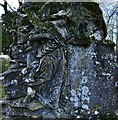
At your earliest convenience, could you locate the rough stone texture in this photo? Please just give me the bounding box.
[0,2,118,119]
[67,42,117,118]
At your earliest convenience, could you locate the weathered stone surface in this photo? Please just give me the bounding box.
[1,2,118,119]
[67,42,117,118]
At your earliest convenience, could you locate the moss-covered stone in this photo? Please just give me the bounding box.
[98,39,116,49]
[2,2,117,119]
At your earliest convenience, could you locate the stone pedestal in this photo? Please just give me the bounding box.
[67,42,117,118]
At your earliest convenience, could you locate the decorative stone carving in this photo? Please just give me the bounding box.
[1,2,117,119]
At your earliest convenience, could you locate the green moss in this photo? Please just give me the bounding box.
[20,17,30,26]
[0,85,5,98]
[79,34,93,47]
[99,114,118,120]
[1,59,10,73]
[98,39,116,49]
[69,34,94,48]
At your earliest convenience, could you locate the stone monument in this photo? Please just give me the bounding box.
[1,2,118,119]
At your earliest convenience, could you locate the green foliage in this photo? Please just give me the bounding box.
[2,11,16,54]
[0,58,9,98]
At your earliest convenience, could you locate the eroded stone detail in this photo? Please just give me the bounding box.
[1,2,117,119]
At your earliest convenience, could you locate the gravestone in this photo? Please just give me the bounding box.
[1,2,118,119]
